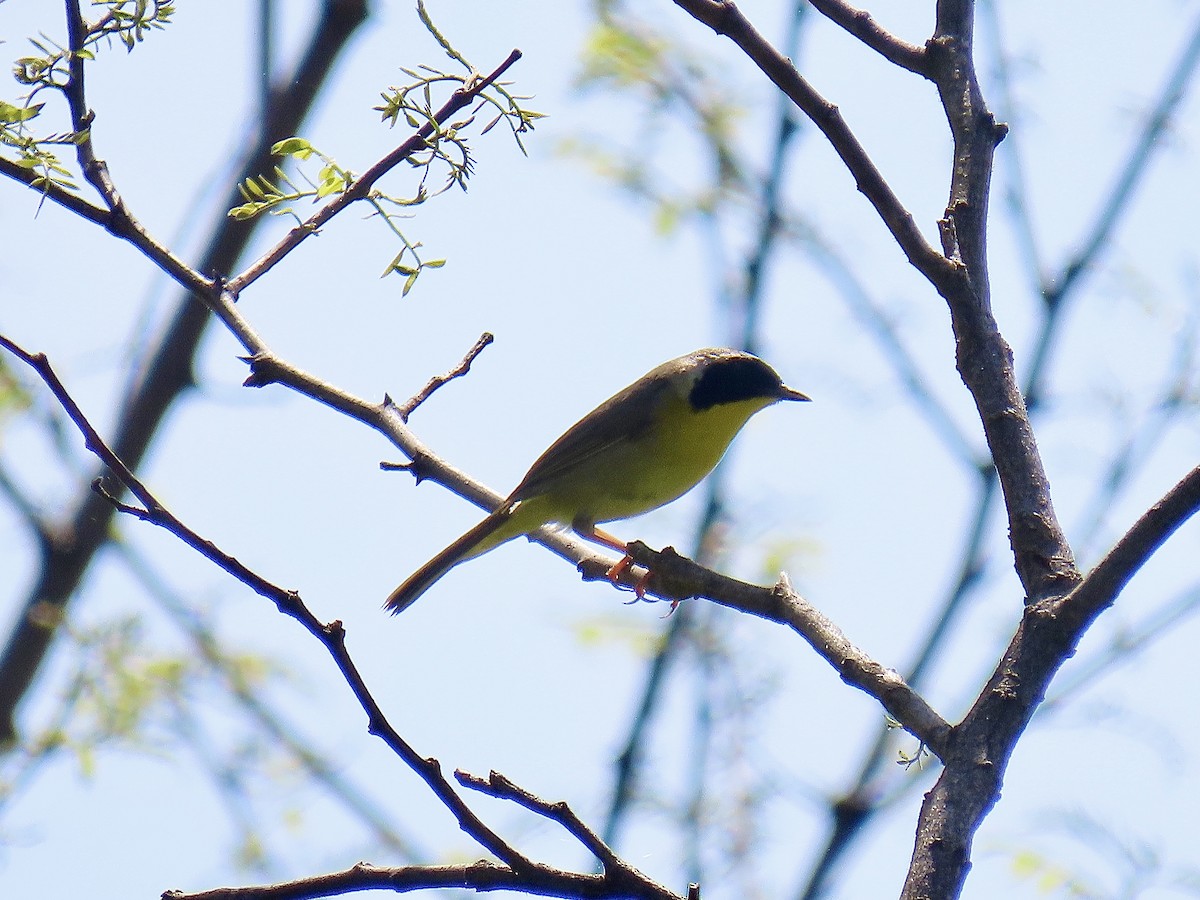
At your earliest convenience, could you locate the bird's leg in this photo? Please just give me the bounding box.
[581,523,628,554]
[573,519,652,598]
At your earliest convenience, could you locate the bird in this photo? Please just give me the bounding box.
[385,347,810,614]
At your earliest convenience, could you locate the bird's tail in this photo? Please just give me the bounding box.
[384,506,514,615]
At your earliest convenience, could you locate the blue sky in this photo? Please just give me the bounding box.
[2,2,1199,898]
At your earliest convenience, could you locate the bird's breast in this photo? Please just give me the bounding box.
[544,394,773,525]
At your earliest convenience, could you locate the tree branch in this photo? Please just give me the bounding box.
[0,335,536,866]
[671,0,956,290]
[599,543,952,758]
[902,463,1200,897]
[0,0,372,745]
[374,332,492,423]
[0,156,111,225]
[796,9,1200,893]
[1058,465,1200,633]
[162,856,679,900]
[113,540,425,859]
[1,336,687,900]
[806,0,929,74]
[224,50,524,297]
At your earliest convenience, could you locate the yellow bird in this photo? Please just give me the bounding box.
[386,348,809,614]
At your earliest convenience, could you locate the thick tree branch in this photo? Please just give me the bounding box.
[797,10,1200,894]
[670,1,1075,603]
[1057,465,1200,633]
[902,465,1200,898]
[924,4,1079,603]
[597,543,952,757]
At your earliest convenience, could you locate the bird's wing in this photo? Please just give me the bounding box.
[509,375,668,502]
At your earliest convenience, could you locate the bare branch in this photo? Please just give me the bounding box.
[671,1,1079,603]
[395,331,495,421]
[806,0,929,74]
[0,334,539,871]
[162,856,681,900]
[599,542,952,758]
[671,0,955,290]
[1058,465,1200,634]
[114,540,425,859]
[902,463,1200,898]
[458,770,626,874]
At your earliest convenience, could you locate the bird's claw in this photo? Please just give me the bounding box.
[606,552,653,601]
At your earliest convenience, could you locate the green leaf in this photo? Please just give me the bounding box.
[315,172,345,198]
[401,271,419,296]
[272,136,313,159]
[0,100,43,124]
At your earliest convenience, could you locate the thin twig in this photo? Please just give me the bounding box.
[0,334,533,872]
[396,331,494,420]
[114,539,425,859]
[457,770,627,873]
[3,332,685,900]
[224,50,523,296]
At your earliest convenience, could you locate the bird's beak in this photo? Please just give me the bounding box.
[779,384,812,402]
